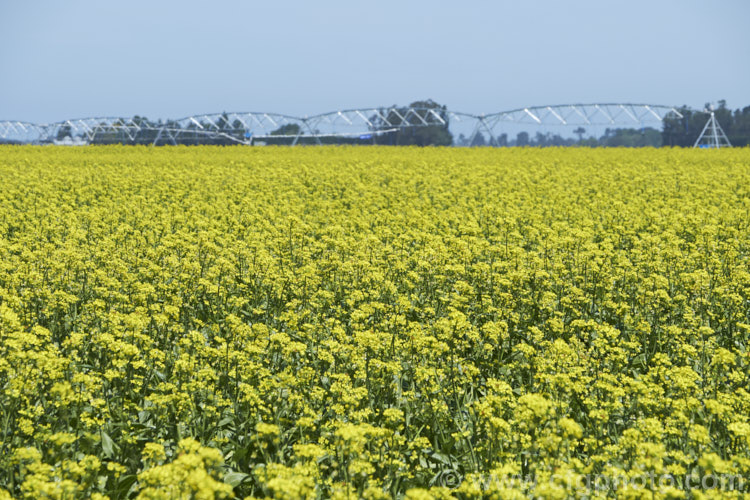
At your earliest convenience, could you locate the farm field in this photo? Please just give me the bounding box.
[1,145,750,499]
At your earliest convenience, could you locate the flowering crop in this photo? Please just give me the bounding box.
[1,145,749,499]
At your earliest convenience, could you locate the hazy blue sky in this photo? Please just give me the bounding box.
[1,0,748,123]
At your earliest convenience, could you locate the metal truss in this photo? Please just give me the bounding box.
[467,104,683,145]
[693,110,732,148]
[0,103,684,145]
[167,112,305,144]
[0,121,48,144]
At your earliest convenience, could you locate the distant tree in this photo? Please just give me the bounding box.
[573,127,586,142]
[270,123,301,136]
[730,106,750,146]
[470,131,486,147]
[371,99,452,146]
[204,112,243,145]
[503,130,576,147]
[265,123,302,145]
[516,131,529,146]
[662,106,700,146]
[533,132,554,147]
[55,124,72,141]
[600,127,662,147]
[550,134,574,146]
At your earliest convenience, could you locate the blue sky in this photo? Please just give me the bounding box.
[1,0,748,123]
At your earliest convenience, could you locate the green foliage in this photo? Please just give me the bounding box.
[599,127,662,147]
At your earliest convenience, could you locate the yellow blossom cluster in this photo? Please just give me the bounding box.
[0,145,749,499]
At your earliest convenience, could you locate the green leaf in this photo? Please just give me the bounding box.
[116,474,138,497]
[224,471,251,487]
[101,430,116,459]
[422,449,452,465]
[217,416,234,428]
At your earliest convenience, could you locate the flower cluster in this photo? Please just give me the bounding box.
[0,145,749,498]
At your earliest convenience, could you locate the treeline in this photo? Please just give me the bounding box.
[457,127,664,148]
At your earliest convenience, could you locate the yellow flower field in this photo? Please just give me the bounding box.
[1,145,749,499]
